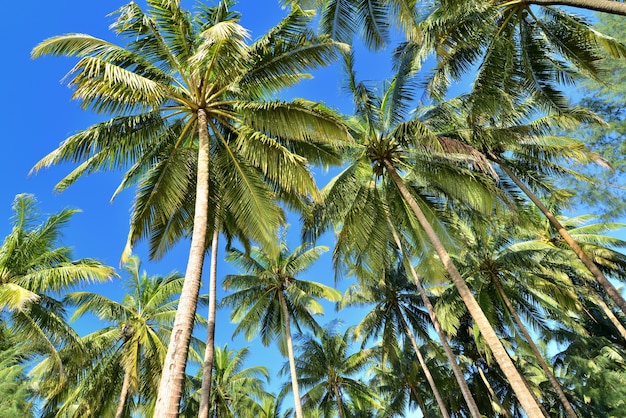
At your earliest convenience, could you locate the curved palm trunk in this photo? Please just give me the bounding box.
[409,384,428,418]
[497,159,626,317]
[398,314,451,418]
[388,216,482,418]
[491,276,578,418]
[115,369,132,418]
[382,159,544,417]
[199,226,220,418]
[278,292,304,418]
[155,109,211,418]
[528,0,626,16]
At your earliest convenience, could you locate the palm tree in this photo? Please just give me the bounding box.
[306,51,542,415]
[32,255,195,417]
[221,239,341,418]
[31,1,350,414]
[202,345,270,418]
[340,262,451,417]
[413,0,626,109]
[292,327,380,418]
[0,193,115,383]
[0,324,34,417]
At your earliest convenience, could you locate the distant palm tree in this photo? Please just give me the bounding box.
[31,2,349,413]
[205,345,270,418]
[0,193,115,384]
[292,327,380,418]
[340,263,451,417]
[32,256,194,418]
[222,239,341,418]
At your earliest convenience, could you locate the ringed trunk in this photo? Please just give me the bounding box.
[155,109,211,417]
[199,226,220,418]
[382,159,544,417]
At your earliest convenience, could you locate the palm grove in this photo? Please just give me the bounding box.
[2,0,626,416]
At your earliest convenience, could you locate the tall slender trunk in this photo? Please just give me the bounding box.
[387,215,482,418]
[409,384,428,418]
[333,385,346,418]
[527,0,626,16]
[155,109,211,418]
[477,366,514,418]
[382,159,544,417]
[199,226,220,418]
[591,292,626,341]
[278,291,304,418]
[398,314,451,418]
[115,369,132,418]
[491,276,578,418]
[497,159,626,317]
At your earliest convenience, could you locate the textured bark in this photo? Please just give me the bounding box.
[526,0,626,16]
[334,384,346,418]
[383,159,544,417]
[198,226,220,418]
[154,109,211,417]
[497,160,626,318]
[279,291,304,418]
[115,370,131,418]
[492,276,578,418]
[398,314,450,418]
[387,216,481,418]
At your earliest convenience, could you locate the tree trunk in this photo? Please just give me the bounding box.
[199,226,220,418]
[409,384,428,418]
[387,216,482,418]
[115,369,132,418]
[477,366,514,418]
[334,384,346,418]
[497,159,626,317]
[279,292,304,418]
[527,0,626,16]
[491,276,578,418]
[398,314,451,418]
[155,109,211,418]
[591,292,626,341]
[382,159,544,417]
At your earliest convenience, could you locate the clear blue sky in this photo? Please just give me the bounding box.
[1,0,392,402]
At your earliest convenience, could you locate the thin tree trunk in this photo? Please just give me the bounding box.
[527,0,626,16]
[491,276,578,418]
[334,385,346,418]
[387,215,482,418]
[155,109,211,418]
[497,159,626,317]
[477,366,513,418]
[115,369,132,418]
[199,225,220,418]
[278,292,304,418]
[592,292,626,341]
[383,159,544,417]
[409,384,428,418]
[398,314,451,418]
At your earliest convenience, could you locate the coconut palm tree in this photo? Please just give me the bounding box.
[0,193,115,386]
[31,1,350,414]
[0,324,34,417]
[340,262,451,417]
[291,327,380,418]
[413,0,626,109]
[221,239,341,418]
[31,255,196,417]
[420,93,626,319]
[306,51,543,415]
[204,345,270,418]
